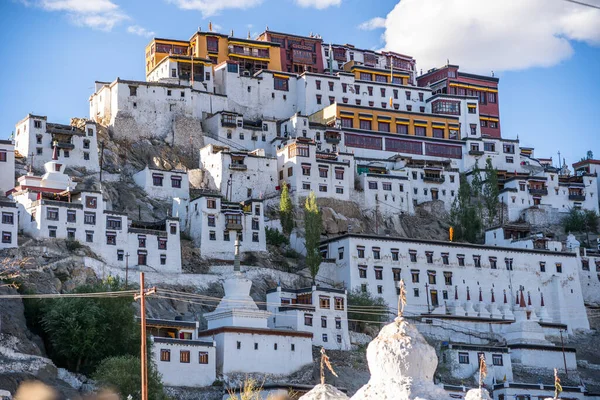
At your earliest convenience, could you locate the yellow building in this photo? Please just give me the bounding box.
[310,103,461,140]
[145,30,283,79]
[343,61,411,86]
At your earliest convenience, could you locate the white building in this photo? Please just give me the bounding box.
[441,343,513,386]
[133,166,190,201]
[318,234,589,333]
[266,285,351,351]
[573,159,600,209]
[199,144,278,202]
[9,148,182,273]
[198,242,313,377]
[14,115,99,172]
[277,139,354,202]
[0,199,18,250]
[147,318,216,388]
[146,54,215,93]
[176,192,266,259]
[0,140,15,196]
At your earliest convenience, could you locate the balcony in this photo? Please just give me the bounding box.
[226,222,243,231]
[469,150,484,156]
[529,188,548,196]
[423,176,445,183]
[569,194,586,201]
[228,47,269,59]
[229,164,248,171]
[324,134,341,144]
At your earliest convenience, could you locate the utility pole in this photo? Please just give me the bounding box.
[425,282,431,313]
[134,272,156,400]
[559,329,568,378]
[125,252,130,289]
[99,141,105,183]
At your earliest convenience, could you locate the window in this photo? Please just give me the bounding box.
[413,288,419,297]
[488,92,497,103]
[304,314,313,326]
[391,249,399,261]
[137,251,147,266]
[406,105,412,111]
[428,271,436,285]
[129,86,137,96]
[432,128,444,138]
[47,207,59,221]
[117,250,124,261]
[473,255,481,268]
[319,296,331,309]
[484,142,495,152]
[180,91,185,98]
[441,253,449,265]
[106,216,122,230]
[207,199,217,209]
[372,247,381,259]
[322,334,328,342]
[458,352,469,364]
[274,77,289,91]
[490,257,497,269]
[302,183,311,190]
[360,120,372,130]
[167,90,172,96]
[209,231,216,241]
[358,265,367,278]
[540,262,546,272]
[321,316,328,328]
[368,181,378,190]
[444,272,452,285]
[335,169,344,180]
[171,176,182,188]
[374,267,383,280]
[411,270,419,283]
[335,187,344,194]
[377,285,383,294]
[207,215,216,227]
[106,232,117,245]
[392,268,401,281]
[138,235,146,248]
[505,258,513,270]
[335,318,342,329]
[556,263,562,273]
[153,174,164,186]
[470,124,477,135]
[334,297,344,310]
[199,352,209,364]
[1,231,12,244]
[396,124,408,135]
[223,231,230,241]
[2,212,14,225]
[457,255,465,266]
[319,184,328,193]
[337,247,344,260]
[361,284,367,293]
[252,232,259,242]
[357,246,365,258]
[254,343,259,350]
[180,351,190,363]
[415,126,426,136]
[480,120,487,127]
[237,341,241,349]
[158,238,167,250]
[160,349,171,362]
[489,121,497,128]
[409,250,417,262]
[506,156,514,164]
[426,252,433,264]
[405,91,411,100]
[86,231,94,243]
[378,122,390,132]
[492,354,503,366]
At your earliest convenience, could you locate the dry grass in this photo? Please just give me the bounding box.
[226,377,294,400]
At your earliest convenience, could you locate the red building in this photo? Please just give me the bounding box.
[417,65,501,138]
[257,30,325,74]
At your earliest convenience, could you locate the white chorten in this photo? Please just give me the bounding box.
[299,384,349,400]
[465,388,492,400]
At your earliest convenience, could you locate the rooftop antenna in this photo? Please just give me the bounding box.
[266,25,269,31]
[209,21,213,32]
[491,70,495,77]
[230,29,234,37]
[247,30,251,40]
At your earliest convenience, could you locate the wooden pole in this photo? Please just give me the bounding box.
[134,272,156,400]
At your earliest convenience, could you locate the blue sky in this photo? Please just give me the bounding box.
[0,0,599,166]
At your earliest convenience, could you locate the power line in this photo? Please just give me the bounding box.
[563,0,600,10]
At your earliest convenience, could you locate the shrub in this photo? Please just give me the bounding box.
[265,227,289,247]
[65,240,82,252]
[347,288,389,332]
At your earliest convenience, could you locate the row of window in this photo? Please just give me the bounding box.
[207,215,260,230]
[341,118,450,138]
[282,165,345,180]
[236,341,297,351]
[225,130,267,142]
[34,135,92,149]
[357,265,453,285]
[350,247,564,273]
[457,352,503,366]
[152,174,183,188]
[300,182,345,194]
[159,349,209,364]
[208,230,260,242]
[33,147,91,159]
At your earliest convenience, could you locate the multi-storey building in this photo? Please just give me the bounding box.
[319,234,589,333]
[9,148,182,273]
[276,139,354,202]
[266,285,351,350]
[176,192,266,259]
[133,166,190,201]
[202,112,279,154]
[146,318,216,388]
[573,158,600,209]
[257,30,325,74]
[0,140,15,196]
[417,65,501,138]
[199,144,278,202]
[0,198,18,250]
[145,30,283,79]
[14,115,99,171]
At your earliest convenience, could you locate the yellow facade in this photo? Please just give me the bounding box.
[343,61,411,85]
[145,32,283,78]
[312,104,460,140]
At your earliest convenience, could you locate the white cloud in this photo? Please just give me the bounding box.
[358,17,386,31]
[127,25,155,38]
[295,0,341,10]
[25,0,128,30]
[379,0,600,73]
[167,0,263,17]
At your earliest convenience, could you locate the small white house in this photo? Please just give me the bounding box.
[266,285,351,351]
[133,166,189,201]
[0,199,18,250]
[441,343,513,386]
[14,114,99,172]
[147,318,217,388]
[199,144,278,202]
[0,140,15,196]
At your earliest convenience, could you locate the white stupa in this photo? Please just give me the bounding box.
[350,317,452,400]
[465,388,493,400]
[299,384,349,400]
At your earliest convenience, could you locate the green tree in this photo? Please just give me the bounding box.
[470,159,483,198]
[279,183,294,237]
[450,174,482,243]
[94,355,168,400]
[482,158,500,226]
[39,278,138,374]
[580,150,594,162]
[347,288,388,332]
[304,191,322,282]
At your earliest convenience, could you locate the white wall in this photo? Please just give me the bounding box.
[0,200,18,249]
[442,346,512,386]
[0,141,15,196]
[151,338,216,387]
[133,166,190,201]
